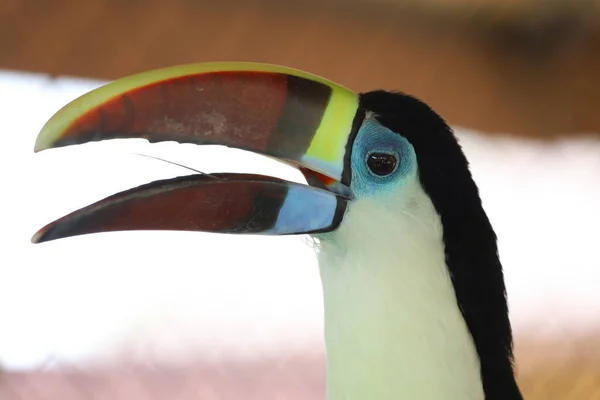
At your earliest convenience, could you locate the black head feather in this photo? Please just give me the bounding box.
[359,90,523,400]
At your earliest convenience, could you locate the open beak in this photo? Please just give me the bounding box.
[32,62,364,243]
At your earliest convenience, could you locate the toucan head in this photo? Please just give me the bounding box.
[32,62,522,399]
[32,62,445,244]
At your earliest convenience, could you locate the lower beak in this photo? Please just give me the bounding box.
[32,63,362,243]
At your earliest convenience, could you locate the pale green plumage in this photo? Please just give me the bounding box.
[315,180,484,400]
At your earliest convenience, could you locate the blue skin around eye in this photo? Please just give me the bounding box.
[350,119,417,198]
[268,120,415,235]
[268,185,338,234]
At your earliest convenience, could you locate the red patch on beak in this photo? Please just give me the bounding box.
[299,167,336,187]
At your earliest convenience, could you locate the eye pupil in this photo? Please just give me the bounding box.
[367,153,397,176]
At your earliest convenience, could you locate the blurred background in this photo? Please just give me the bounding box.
[1,0,599,399]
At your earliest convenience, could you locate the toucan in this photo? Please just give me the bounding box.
[31,62,523,400]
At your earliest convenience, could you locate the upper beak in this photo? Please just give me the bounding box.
[32,62,364,243]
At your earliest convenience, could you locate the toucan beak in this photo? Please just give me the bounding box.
[32,62,363,243]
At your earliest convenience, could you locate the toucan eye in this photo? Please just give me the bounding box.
[366,152,398,176]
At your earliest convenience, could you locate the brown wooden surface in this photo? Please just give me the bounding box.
[1,0,600,137]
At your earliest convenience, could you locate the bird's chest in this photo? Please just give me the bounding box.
[317,238,485,400]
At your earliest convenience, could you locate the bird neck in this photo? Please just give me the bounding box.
[315,194,485,400]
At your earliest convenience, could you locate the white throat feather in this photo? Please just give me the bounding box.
[315,179,484,400]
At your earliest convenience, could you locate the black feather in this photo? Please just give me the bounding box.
[360,90,523,400]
